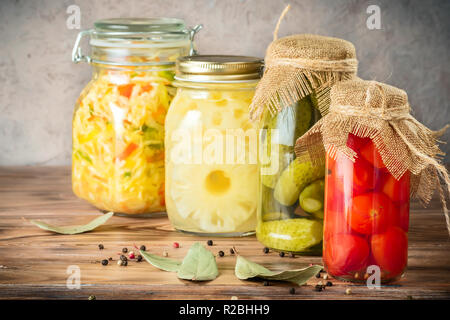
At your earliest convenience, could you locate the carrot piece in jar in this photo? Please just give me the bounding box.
[152,105,166,125]
[117,143,138,161]
[147,151,164,162]
[141,84,153,92]
[118,84,135,98]
[158,183,165,207]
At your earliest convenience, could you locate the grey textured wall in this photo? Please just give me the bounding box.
[0,0,449,165]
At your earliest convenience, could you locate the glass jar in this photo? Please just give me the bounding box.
[71,18,201,215]
[323,134,410,282]
[256,95,324,254]
[165,55,263,236]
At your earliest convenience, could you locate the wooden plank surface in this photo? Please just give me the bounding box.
[0,166,449,300]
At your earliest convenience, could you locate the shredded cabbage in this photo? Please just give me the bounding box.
[72,67,174,214]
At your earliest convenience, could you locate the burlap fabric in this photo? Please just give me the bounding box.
[295,79,450,234]
[249,33,358,120]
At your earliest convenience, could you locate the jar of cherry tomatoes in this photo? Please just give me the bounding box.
[296,79,450,283]
[324,135,410,282]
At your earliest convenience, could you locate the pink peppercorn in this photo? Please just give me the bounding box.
[173,242,180,248]
[128,252,135,259]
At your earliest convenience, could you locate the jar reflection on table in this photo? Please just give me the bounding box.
[323,134,410,283]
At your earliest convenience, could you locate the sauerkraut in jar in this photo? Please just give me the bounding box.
[165,55,263,235]
[71,18,201,215]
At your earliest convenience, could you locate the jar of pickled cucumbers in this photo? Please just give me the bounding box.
[71,18,201,215]
[165,55,263,236]
[324,136,410,283]
[251,34,358,254]
[257,97,325,254]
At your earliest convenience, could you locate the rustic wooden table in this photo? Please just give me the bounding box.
[0,166,449,300]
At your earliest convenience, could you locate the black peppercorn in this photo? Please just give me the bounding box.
[279,252,285,258]
[122,260,128,266]
[140,245,146,251]
[98,244,104,250]
[122,247,128,253]
[326,281,333,287]
[229,248,235,254]
[289,288,295,294]
[101,259,108,266]
[207,240,213,246]
[263,281,269,286]
[137,255,143,262]
[120,255,127,261]
[218,251,225,257]
[108,257,113,261]
[316,273,321,278]
[314,285,323,292]
[263,247,269,254]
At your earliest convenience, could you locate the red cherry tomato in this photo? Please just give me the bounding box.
[324,234,369,276]
[350,192,394,235]
[371,227,408,278]
[391,202,409,232]
[325,173,347,213]
[346,133,369,153]
[331,154,377,196]
[360,140,385,169]
[324,209,348,241]
[381,171,410,204]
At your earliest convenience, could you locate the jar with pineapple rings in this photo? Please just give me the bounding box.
[165,55,263,236]
[250,34,358,254]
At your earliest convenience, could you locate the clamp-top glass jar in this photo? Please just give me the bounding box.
[71,18,201,215]
[165,55,263,236]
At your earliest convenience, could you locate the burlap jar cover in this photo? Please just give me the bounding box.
[249,9,358,120]
[295,79,450,234]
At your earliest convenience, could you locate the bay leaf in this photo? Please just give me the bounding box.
[29,212,114,235]
[177,243,219,281]
[235,255,322,286]
[139,250,181,272]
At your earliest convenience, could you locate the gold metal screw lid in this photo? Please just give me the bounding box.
[175,55,263,82]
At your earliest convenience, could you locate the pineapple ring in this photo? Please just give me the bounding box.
[170,163,258,233]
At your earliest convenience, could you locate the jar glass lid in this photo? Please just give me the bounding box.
[90,17,194,48]
[94,18,187,33]
[175,55,264,83]
[72,18,202,66]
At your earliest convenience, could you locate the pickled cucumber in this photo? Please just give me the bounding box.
[262,212,291,222]
[273,160,325,206]
[261,129,294,189]
[312,210,324,219]
[256,218,323,252]
[261,96,314,189]
[268,96,313,147]
[299,180,325,213]
[260,142,293,189]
